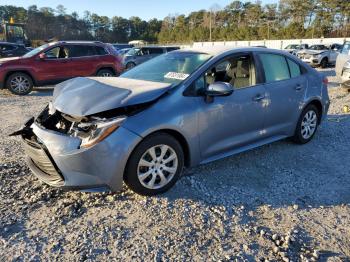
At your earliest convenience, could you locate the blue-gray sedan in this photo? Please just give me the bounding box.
[16,47,330,195]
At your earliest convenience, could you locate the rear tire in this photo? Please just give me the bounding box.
[6,72,33,95]
[320,58,328,68]
[292,104,320,144]
[125,62,136,70]
[96,69,115,77]
[124,133,184,196]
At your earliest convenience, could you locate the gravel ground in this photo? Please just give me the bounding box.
[0,68,349,261]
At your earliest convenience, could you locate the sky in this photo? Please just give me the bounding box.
[3,0,279,20]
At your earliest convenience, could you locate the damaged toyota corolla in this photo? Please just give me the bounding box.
[13,47,330,196]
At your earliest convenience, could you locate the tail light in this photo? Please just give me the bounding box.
[322,77,328,85]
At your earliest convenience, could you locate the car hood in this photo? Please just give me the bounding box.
[52,77,172,117]
[0,56,21,63]
[299,50,326,55]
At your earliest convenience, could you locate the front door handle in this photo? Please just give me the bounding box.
[295,84,303,91]
[253,94,265,101]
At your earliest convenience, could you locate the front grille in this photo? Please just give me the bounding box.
[23,138,64,185]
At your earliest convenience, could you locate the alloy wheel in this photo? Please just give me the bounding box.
[137,144,178,190]
[10,76,31,94]
[301,110,317,139]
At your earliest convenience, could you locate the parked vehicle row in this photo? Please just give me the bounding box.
[122,46,180,70]
[284,43,342,68]
[12,46,330,195]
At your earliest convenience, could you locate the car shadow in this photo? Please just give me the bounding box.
[28,87,54,97]
[318,68,336,77]
[160,114,350,211]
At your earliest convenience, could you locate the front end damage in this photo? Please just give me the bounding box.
[14,103,146,192]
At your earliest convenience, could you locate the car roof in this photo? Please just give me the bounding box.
[181,46,285,56]
[53,41,105,45]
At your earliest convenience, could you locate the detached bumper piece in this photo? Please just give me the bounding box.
[23,137,64,186]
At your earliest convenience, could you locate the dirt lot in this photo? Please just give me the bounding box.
[0,69,349,261]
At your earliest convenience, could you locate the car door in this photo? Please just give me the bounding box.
[257,53,307,137]
[329,44,339,63]
[66,44,98,77]
[34,45,72,83]
[196,53,267,161]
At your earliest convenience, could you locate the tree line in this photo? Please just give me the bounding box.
[0,0,349,45]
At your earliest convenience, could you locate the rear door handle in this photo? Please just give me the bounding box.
[253,94,265,101]
[295,84,303,91]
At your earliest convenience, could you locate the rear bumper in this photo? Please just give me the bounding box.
[22,122,142,192]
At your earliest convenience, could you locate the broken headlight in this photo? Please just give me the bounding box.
[71,117,126,149]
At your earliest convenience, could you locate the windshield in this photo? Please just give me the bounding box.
[285,44,299,49]
[341,42,350,55]
[309,45,327,50]
[121,51,212,84]
[22,44,50,58]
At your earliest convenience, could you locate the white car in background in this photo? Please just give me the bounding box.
[335,41,350,91]
[296,44,342,68]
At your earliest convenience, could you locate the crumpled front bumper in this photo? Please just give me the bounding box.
[22,122,142,192]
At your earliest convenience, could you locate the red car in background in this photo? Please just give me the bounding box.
[0,41,123,95]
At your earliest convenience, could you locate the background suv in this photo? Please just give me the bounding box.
[0,41,123,95]
[123,46,179,70]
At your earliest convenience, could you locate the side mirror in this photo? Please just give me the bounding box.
[205,82,234,97]
[38,53,47,60]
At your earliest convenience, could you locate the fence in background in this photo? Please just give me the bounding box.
[192,37,350,50]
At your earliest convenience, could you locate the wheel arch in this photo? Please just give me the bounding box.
[95,66,116,76]
[303,99,323,124]
[131,129,191,168]
[5,70,36,87]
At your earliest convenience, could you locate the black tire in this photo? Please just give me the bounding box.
[125,62,136,70]
[320,58,328,68]
[6,72,33,95]
[96,69,115,77]
[124,133,184,196]
[292,104,320,144]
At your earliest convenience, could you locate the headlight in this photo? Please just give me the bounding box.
[71,117,126,149]
[313,54,320,58]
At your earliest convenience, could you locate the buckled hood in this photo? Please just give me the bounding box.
[53,77,172,117]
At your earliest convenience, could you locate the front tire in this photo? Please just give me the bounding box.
[320,58,328,68]
[124,133,184,196]
[125,62,136,70]
[292,104,320,144]
[6,72,33,95]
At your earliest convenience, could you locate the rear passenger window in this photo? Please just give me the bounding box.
[259,53,290,82]
[95,46,108,55]
[68,45,96,57]
[149,48,164,54]
[287,58,301,78]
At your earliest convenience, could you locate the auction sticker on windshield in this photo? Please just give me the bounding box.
[164,72,189,80]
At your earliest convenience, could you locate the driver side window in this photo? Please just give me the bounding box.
[190,54,256,95]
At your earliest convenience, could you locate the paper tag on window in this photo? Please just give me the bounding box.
[164,72,189,80]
